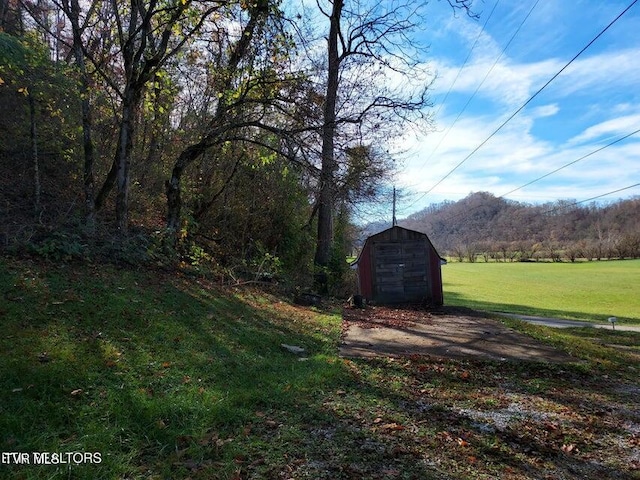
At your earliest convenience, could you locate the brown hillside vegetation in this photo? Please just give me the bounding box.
[387,192,640,261]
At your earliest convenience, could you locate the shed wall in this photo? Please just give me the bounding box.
[356,226,443,305]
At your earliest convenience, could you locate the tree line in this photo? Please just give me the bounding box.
[0,0,474,290]
[396,191,640,262]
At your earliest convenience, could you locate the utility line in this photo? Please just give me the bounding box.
[405,182,640,235]
[407,0,639,210]
[500,127,640,198]
[544,183,640,214]
[401,127,640,226]
[432,0,501,121]
[423,0,537,170]
[397,0,500,194]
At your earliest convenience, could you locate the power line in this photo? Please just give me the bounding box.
[405,0,500,194]
[500,127,640,198]
[432,0,501,121]
[544,183,640,214]
[423,0,537,169]
[408,0,639,209]
[399,127,640,223]
[402,182,640,237]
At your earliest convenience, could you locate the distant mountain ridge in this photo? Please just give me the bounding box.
[360,192,640,261]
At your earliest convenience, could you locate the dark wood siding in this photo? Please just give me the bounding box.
[354,226,443,305]
[371,240,431,303]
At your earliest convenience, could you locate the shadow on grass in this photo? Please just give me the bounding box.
[0,261,345,478]
[1,260,638,479]
[444,290,640,324]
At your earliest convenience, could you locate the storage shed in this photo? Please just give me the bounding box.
[352,226,445,305]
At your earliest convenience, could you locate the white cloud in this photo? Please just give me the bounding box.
[569,113,640,145]
[530,104,559,119]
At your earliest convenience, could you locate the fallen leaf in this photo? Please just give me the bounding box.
[281,344,305,354]
[561,443,576,453]
[382,423,405,432]
[457,437,469,447]
[176,435,192,449]
[70,389,83,396]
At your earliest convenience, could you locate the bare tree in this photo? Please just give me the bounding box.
[311,0,475,274]
[56,0,97,229]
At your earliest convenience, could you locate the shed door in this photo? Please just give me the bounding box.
[372,241,429,303]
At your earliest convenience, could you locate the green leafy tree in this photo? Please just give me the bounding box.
[0,32,79,220]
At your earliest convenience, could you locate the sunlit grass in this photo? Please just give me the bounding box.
[1,257,638,479]
[0,259,347,479]
[442,259,640,323]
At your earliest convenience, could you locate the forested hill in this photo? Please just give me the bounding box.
[368,192,640,261]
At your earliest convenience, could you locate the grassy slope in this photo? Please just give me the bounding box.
[1,258,639,480]
[442,259,640,323]
[0,259,347,479]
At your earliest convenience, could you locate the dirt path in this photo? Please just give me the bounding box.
[340,306,577,363]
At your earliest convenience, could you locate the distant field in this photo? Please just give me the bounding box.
[442,259,640,324]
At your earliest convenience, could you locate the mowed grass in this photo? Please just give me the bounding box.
[1,257,639,479]
[442,259,640,324]
[0,259,346,479]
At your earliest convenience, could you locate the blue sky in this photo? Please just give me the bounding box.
[394,0,640,216]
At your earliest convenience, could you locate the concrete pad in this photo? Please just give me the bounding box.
[340,306,578,363]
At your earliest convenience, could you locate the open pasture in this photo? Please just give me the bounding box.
[442,259,640,324]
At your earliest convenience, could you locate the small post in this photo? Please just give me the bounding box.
[608,317,617,330]
[392,187,397,227]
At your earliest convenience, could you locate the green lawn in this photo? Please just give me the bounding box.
[442,259,640,323]
[1,257,639,479]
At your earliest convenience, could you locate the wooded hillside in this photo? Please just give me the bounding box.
[0,0,475,291]
[389,192,640,261]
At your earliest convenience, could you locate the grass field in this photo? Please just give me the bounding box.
[1,257,639,479]
[442,259,640,324]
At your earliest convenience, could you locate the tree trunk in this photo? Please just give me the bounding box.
[166,142,209,231]
[28,92,40,214]
[68,0,96,231]
[314,0,342,269]
[114,86,136,233]
[166,165,184,232]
